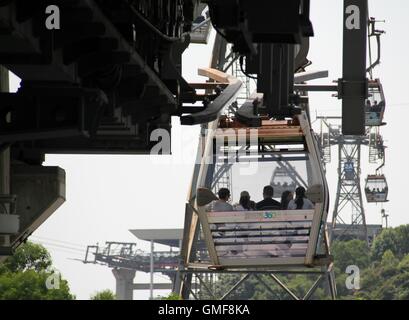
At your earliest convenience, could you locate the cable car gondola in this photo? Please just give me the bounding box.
[365,79,386,127]
[270,167,297,198]
[365,174,388,203]
[189,85,330,268]
[344,161,355,180]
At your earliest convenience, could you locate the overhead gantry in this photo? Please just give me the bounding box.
[0,0,213,258]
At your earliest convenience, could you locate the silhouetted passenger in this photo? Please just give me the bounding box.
[366,100,371,110]
[208,188,233,212]
[280,191,294,210]
[256,185,281,210]
[234,191,256,211]
[287,186,314,210]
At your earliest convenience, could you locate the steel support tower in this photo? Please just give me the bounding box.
[332,133,368,241]
[318,118,386,243]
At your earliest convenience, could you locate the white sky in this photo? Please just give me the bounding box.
[8,0,409,299]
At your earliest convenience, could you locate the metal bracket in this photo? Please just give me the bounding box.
[337,79,369,99]
[0,194,17,214]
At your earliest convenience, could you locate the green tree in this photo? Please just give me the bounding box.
[90,289,116,300]
[0,242,52,273]
[397,254,409,271]
[331,239,370,272]
[350,249,409,300]
[183,225,409,300]
[159,292,181,300]
[380,250,399,269]
[371,225,409,261]
[0,242,74,300]
[0,270,73,300]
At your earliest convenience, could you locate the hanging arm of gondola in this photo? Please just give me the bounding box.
[376,148,386,173]
[180,68,242,125]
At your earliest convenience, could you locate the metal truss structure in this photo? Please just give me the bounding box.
[319,119,369,242]
[84,241,178,274]
[318,117,387,244]
[83,241,179,299]
[178,267,336,300]
[0,0,220,258]
[313,6,387,245]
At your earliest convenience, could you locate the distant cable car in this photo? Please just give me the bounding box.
[365,174,388,202]
[344,161,355,180]
[365,79,386,127]
[270,167,297,198]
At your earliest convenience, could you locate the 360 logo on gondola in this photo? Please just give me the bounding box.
[263,212,277,219]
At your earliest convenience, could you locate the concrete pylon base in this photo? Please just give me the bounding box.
[112,268,136,300]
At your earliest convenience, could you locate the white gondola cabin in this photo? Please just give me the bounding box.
[365,79,386,127]
[270,167,297,198]
[193,109,330,269]
[344,161,355,181]
[365,174,388,203]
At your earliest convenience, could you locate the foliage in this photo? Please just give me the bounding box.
[90,289,116,300]
[0,242,75,300]
[371,225,409,261]
[0,270,73,300]
[331,239,371,271]
[159,292,182,300]
[0,242,52,273]
[197,225,409,300]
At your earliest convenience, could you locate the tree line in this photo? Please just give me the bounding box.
[2,224,409,300]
